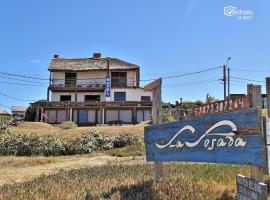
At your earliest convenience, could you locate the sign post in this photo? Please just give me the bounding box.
[248,84,264,182]
[144,78,163,180]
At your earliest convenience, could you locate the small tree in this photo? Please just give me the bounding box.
[24,100,47,122]
[205,93,218,104]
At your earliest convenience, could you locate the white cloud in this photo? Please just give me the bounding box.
[29,59,40,64]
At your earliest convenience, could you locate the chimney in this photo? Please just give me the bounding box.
[93,53,101,60]
[53,55,59,59]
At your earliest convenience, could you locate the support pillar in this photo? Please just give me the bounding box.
[35,104,40,122]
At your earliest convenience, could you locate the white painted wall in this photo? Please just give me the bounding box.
[51,92,76,101]
[51,70,138,87]
[51,92,105,102]
[110,88,152,101]
[51,88,151,102]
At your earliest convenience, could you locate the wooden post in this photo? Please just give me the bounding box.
[247,84,264,182]
[266,77,270,118]
[35,104,40,122]
[144,78,163,179]
[40,108,44,122]
[132,107,137,125]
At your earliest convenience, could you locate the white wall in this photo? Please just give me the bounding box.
[51,92,76,101]
[51,92,105,102]
[110,88,152,101]
[51,70,138,87]
[51,88,151,102]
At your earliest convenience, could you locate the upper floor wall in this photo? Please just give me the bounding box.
[48,53,140,92]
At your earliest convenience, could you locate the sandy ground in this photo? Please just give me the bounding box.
[0,155,146,186]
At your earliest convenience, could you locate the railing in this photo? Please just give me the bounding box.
[50,78,106,88]
[50,77,138,88]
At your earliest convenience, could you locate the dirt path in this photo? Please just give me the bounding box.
[0,155,146,186]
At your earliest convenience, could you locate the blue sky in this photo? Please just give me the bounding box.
[0,0,269,112]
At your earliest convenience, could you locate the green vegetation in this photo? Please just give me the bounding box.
[105,143,145,157]
[59,121,77,129]
[0,163,249,200]
[0,127,141,156]
[0,115,12,122]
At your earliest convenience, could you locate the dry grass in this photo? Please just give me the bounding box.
[0,154,145,186]
[0,143,145,185]
[10,122,145,140]
[0,163,250,200]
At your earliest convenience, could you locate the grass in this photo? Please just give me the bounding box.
[105,143,145,157]
[0,163,250,200]
[10,122,145,140]
[0,143,145,185]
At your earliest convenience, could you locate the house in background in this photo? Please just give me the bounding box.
[11,106,27,121]
[35,53,152,126]
[0,109,11,122]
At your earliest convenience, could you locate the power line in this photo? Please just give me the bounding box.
[0,91,36,102]
[0,103,10,109]
[0,71,48,81]
[232,69,270,73]
[140,66,223,81]
[163,79,219,88]
[231,76,265,83]
[0,81,47,87]
[0,75,48,84]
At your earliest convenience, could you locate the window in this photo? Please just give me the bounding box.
[60,95,71,101]
[111,72,127,87]
[65,73,76,86]
[141,96,151,101]
[114,92,126,101]
[85,95,100,102]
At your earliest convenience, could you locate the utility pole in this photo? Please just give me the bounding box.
[222,57,231,100]
[223,65,226,100]
[228,67,230,98]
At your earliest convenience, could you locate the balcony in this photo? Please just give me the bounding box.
[49,78,106,92]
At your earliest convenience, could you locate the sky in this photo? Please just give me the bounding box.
[0,0,269,112]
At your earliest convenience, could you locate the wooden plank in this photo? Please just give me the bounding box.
[236,174,267,200]
[266,78,270,118]
[144,78,163,179]
[144,78,162,91]
[247,84,264,182]
[192,95,250,118]
[145,108,266,166]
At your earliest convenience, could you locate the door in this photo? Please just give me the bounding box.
[79,110,88,124]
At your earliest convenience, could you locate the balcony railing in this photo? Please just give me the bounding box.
[49,77,138,90]
[49,78,106,91]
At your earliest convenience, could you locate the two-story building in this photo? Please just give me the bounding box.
[35,53,152,126]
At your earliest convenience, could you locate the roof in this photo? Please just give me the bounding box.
[11,106,27,113]
[48,57,139,71]
[0,109,10,115]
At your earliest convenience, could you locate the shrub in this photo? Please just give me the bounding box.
[66,131,113,154]
[112,133,142,148]
[0,125,140,156]
[59,121,77,129]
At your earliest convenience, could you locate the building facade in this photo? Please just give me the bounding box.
[35,53,152,126]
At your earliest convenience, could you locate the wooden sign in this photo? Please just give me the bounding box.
[145,108,266,166]
[192,95,250,118]
[236,174,267,200]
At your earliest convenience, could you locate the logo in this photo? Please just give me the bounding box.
[224,6,253,20]
[224,6,237,16]
[155,120,246,151]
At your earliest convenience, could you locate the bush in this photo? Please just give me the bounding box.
[59,121,77,129]
[112,133,141,148]
[66,131,113,155]
[0,124,141,156]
